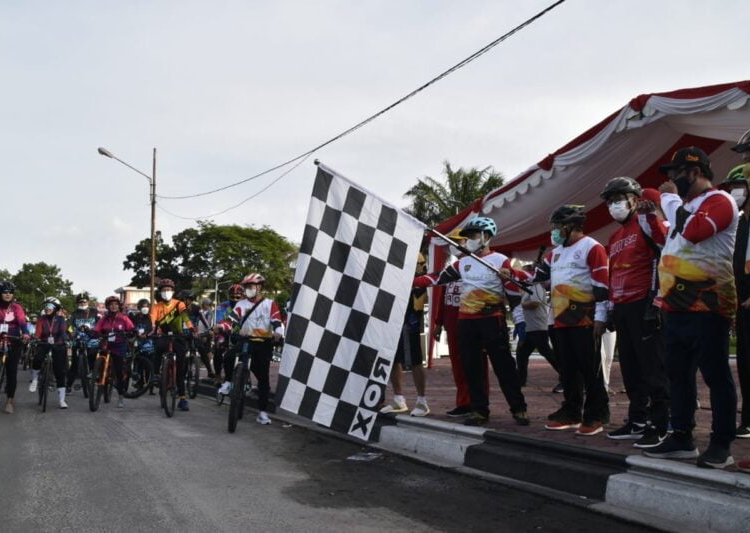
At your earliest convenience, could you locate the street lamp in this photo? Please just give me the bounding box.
[97,147,157,304]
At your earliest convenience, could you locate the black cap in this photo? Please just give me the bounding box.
[658,146,713,180]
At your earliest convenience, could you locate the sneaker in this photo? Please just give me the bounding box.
[29,379,38,393]
[178,399,189,411]
[607,421,646,440]
[463,412,489,426]
[218,381,232,395]
[576,421,604,436]
[379,399,408,414]
[643,433,698,459]
[512,411,530,426]
[696,443,734,469]
[545,419,581,430]
[446,406,472,417]
[117,398,125,409]
[256,411,271,425]
[410,401,430,417]
[633,426,668,449]
[59,399,68,409]
[552,383,564,393]
[737,459,750,473]
[736,425,750,439]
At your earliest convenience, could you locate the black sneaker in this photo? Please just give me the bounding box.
[547,407,580,422]
[643,433,698,459]
[463,412,489,427]
[696,442,734,469]
[736,425,750,439]
[633,425,668,449]
[607,421,646,440]
[552,383,564,393]
[446,406,472,417]
[512,411,530,426]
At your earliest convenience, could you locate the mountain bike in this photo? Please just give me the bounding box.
[89,342,114,412]
[122,336,154,399]
[156,333,187,418]
[185,335,201,400]
[35,341,55,413]
[71,332,93,398]
[228,338,264,433]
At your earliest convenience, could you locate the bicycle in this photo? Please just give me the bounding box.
[228,338,265,433]
[35,341,55,413]
[155,333,188,418]
[214,333,236,406]
[89,342,115,412]
[122,336,154,399]
[71,332,93,398]
[185,335,201,400]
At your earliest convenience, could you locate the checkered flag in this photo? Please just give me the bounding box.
[276,163,425,440]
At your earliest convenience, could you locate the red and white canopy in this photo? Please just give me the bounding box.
[434,80,750,258]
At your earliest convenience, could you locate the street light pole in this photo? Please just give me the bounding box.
[97,146,158,304]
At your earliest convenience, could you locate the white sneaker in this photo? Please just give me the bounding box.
[58,388,68,409]
[379,399,408,414]
[117,397,125,409]
[218,381,232,395]
[256,411,271,425]
[29,379,38,393]
[410,401,430,417]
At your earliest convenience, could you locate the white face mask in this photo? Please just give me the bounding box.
[160,291,173,301]
[464,237,484,253]
[78,304,87,310]
[140,307,149,315]
[731,188,747,207]
[245,288,257,299]
[607,200,631,222]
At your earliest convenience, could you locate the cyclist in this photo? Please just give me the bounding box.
[193,297,216,379]
[30,297,69,409]
[129,298,156,393]
[150,279,195,411]
[0,281,30,414]
[66,292,100,393]
[92,296,135,408]
[27,313,38,335]
[213,284,244,385]
[216,273,284,425]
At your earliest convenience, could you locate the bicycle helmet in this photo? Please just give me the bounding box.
[459,216,498,237]
[75,292,89,302]
[177,289,196,301]
[600,177,642,200]
[228,284,244,299]
[43,296,62,310]
[549,205,586,225]
[732,128,750,153]
[241,273,265,285]
[0,280,15,293]
[722,164,750,188]
[104,295,121,307]
[157,278,175,289]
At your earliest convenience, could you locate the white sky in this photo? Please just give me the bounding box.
[1,0,748,299]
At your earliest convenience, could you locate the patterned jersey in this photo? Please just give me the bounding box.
[415,252,529,320]
[608,212,667,304]
[658,190,737,318]
[219,297,284,340]
[150,299,194,335]
[537,236,609,328]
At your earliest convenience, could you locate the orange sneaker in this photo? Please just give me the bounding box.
[737,459,750,474]
[544,420,581,430]
[576,421,605,436]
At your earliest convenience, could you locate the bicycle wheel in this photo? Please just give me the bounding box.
[162,356,176,418]
[78,350,89,399]
[103,373,112,404]
[186,355,199,399]
[89,357,104,412]
[227,365,246,433]
[124,356,153,399]
[40,362,50,413]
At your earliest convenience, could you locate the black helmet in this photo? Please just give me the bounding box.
[75,292,89,303]
[549,205,586,225]
[0,280,15,294]
[177,289,196,301]
[137,298,150,308]
[600,177,642,200]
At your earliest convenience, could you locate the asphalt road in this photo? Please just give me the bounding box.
[0,385,650,533]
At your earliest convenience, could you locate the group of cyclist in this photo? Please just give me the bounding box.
[0,271,284,425]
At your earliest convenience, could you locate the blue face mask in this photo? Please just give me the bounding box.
[550,228,566,246]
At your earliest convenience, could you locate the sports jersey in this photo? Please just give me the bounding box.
[93,312,134,345]
[68,307,100,347]
[658,190,738,318]
[414,252,529,320]
[35,315,68,345]
[539,235,609,328]
[218,297,284,340]
[0,301,28,337]
[608,212,667,304]
[149,299,194,335]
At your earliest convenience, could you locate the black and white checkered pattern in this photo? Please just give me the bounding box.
[276,163,425,440]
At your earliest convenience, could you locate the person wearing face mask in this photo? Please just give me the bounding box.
[215,273,283,425]
[644,147,738,469]
[92,296,135,408]
[190,297,216,379]
[130,298,156,384]
[30,297,69,408]
[600,178,670,447]
[431,230,489,417]
[414,216,531,427]
[0,281,30,414]
[66,292,100,394]
[150,278,195,411]
[211,284,244,386]
[533,205,610,436]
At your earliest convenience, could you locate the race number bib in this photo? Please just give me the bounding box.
[48,336,54,344]
[108,334,116,342]
[0,324,8,333]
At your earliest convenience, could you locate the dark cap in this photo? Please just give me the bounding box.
[658,146,713,180]
[731,128,750,153]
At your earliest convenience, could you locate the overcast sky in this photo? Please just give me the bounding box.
[1,0,748,299]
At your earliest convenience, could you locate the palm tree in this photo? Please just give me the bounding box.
[403,161,504,226]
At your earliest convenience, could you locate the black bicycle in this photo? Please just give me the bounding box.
[185,336,201,400]
[155,333,188,418]
[122,337,154,399]
[35,341,55,413]
[228,338,262,433]
[72,332,92,399]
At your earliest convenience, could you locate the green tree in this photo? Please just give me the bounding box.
[403,161,504,227]
[12,262,75,312]
[123,222,298,305]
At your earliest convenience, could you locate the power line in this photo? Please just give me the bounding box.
[157,0,566,201]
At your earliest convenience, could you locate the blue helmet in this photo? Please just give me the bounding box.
[459,216,497,237]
